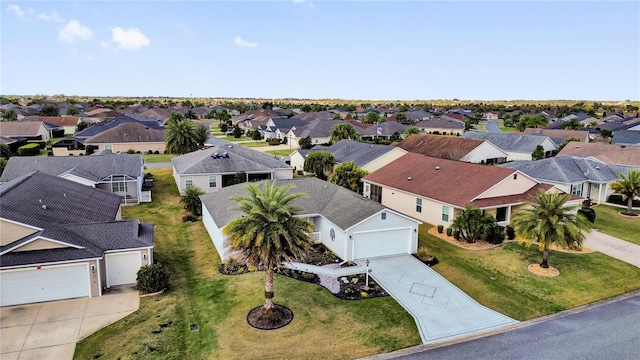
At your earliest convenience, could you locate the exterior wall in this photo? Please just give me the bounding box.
[476,173,538,199]
[315,216,348,261]
[0,220,38,246]
[52,147,85,156]
[273,168,293,180]
[13,239,68,252]
[62,125,76,135]
[202,204,228,261]
[461,143,508,164]
[419,127,464,135]
[541,138,558,154]
[505,150,533,161]
[96,180,138,202]
[180,174,220,194]
[90,142,166,154]
[88,259,100,297]
[371,184,456,227]
[346,210,419,260]
[290,151,305,172]
[312,136,331,145]
[37,125,50,141]
[362,148,408,173]
[98,258,107,294]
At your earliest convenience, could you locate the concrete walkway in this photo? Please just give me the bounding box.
[284,261,366,277]
[360,255,517,344]
[584,230,640,268]
[0,286,139,360]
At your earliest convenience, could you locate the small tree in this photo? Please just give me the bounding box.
[180,186,205,216]
[39,105,60,116]
[404,126,421,137]
[298,136,313,149]
[330,123,359,144]
[0,143,11,159]
[303,151,335,180]
[66,107,80,116]
[532,145,545,160]
[450,205,497,243]
[1,109,18,122]
[329,161,368,193]
[610,170,640,215]
[232,124,243,138]
[195,122,210,147]
[75,120,89,132]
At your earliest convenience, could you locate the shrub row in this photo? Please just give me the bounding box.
[18,143,41,156]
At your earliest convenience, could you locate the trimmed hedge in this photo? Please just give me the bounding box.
[136,263,171,294]
[18,143,41,156]
[28,140,47,149]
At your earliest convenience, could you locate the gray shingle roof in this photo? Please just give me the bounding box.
[200,178,389,230]
[0,153,143,183]
[322,140,398,167]
[612,131,640,146]
[462,132,552,152]
[172,145,292,175]
[499,156,639,184]
[74,116,163,138]
[360,122,408,136]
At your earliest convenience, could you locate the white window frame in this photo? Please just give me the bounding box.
[209,176,217,188]
[104,144,113,151]
[442,205,450,222]
[416,198,422,213]
[185,177,193,187]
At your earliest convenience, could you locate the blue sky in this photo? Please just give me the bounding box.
[2,1,639,101]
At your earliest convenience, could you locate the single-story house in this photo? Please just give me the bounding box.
[81,122,165,154]
[0,121,51,141]
[414,116,466,135]
[0,153,148,205]
[557,142,640,167]
[51,138,88,156]
[397,134,508,164]
[74,116,164,141]
[483,112,499,120]
[290,139,408,173]
[521,128,593,144]
[0,136,27,155]
[171,145,294,194]
[362,153,578,228]
[286,119,355,146]
[200,178,421,262]
[359,122,408,139]
[25,116,82,135]
[0,171,154,306]
[500,156,640,204]
[258,117,308,140]
[462,132,557,161]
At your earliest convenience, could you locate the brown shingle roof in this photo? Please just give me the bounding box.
[84,122,164,144]
[556,142,640,167]
[0,121,45,137]
[521,128,590,141]
[471,183,554,207]
[364,153,518,207]
[397,134,484,160]
[25,116,80,127]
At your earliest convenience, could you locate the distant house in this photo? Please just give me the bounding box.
[483,112,499,120]
[82,122,166,154]
[362,153,573,227]
[0,121,51,141]
[612,131,640,146]
[25,116,81,135]
[259,117,308,140]
[171,145,293,194]
[286,119,352,146]
[74,116,164,141]
[414,116,465,135]
[520,128,592,144]
[557,142,640,167]
[359,122,408,139]
[500,156,640,204]
[0,171,154,306]
[397,134,508,164]
[51,138,88,156]
[290,139,407,173]
[462,132,557,161]
[0,153,148,205]
[200,178,421,262]
[0,136,27,154]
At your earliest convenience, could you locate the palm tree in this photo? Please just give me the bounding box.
[610,170,640,215]
[510,190,591,268]
[303,151,335,180]
[404,126,421,137]
[330,123,359,144]
[180,186,205,216]
[329,161,368,193]
[165,119,199,154]
[195,122,210,147]
[223,181,314,319]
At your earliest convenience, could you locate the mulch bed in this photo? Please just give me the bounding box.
[334,273,387,300]
[246,304,293,330]
[527,263,560,277]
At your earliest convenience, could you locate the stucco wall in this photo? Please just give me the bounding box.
[477,173,538,199]
[373,184,456,227]
[346,210,419,259]
[462,143,508,164]
[289,152,306,172]
[91,142,166,153]
[316,216,347,261]
[274,168,294,180]
[52,148,85,156]
[362,148,408,173]
[202,204,228,261]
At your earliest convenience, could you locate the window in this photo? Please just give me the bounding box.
[571,183,583,196]
[104,144,113,151]
[370,184,383,203]
[112,182,127,192]
[209,176,217,188]
[381,212,386,220]
[513,173,517,180]
[442,205,450,222]
[416,198,422,213]
[496,207,507,222]
[186,177,193,187]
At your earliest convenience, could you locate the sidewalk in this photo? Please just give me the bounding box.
[584,230,640,268]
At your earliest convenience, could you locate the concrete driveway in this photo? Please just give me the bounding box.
[360,255,517,344]
[584,230,640,268]
[0,286,139,360]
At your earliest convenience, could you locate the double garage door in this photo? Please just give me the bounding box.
[0,264,91,307]
[353,228,412,259]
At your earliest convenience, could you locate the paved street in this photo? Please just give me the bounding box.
[365,291,640,360]
[484,120,504,134]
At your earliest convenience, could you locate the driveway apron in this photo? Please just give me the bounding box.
[360,255,517,344]
[584,230,640,268]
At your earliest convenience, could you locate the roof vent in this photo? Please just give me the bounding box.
[223,151,229,158]
[227,145,233,148]
[595,166,600,170]
[435,166,440,170]
[41,204,47,210]
[407,176,412,181]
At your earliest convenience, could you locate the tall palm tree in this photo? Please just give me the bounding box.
[165,119,199,154]
[510,190,591,268]
[223,181,314,314]
[330,123,359,144]
[610,170,640,215]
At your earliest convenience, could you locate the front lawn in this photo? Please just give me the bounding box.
[593,204,640,245]
[419,224,640,320]
[143,154,177,163]
[265,149,294,157]
[74,168,419,360]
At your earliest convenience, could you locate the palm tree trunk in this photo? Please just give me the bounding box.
[263,268,274,311]
[540,245,550,268]
[627,196,633,214]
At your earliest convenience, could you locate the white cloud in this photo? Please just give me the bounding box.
[110,27,150,50]
[7,5,26,18]
[292,0,314,8]
[38,11,64,23]
[58,20,94,43]
[233,36,258,48]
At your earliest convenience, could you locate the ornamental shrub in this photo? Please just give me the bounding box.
[136,263,170,294]
[18,143,41,156]
[437,225,444,233]
[578,208,596,223]
[446,227,453,236]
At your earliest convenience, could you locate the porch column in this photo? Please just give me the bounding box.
[598,183,603,204]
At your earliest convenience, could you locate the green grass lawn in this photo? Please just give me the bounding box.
[74,169,420,360]
[265,149,294,157]
[142,154,177,163]
[593,204,640,245]
[419,224,640,320]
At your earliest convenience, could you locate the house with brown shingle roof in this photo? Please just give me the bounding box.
[25,116,82,135]
[414,116,465,135]
[362,153,579,227]
[557,142,640,167]
[397,134,508,164]
[521,128,592,144]
[0,121,51,141]
[83,122,166,154]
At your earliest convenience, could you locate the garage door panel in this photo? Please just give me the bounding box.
[353,228,411,259]
[0,264,90,306]
[106,252,142,287]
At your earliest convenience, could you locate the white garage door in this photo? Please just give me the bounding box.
[0,264,90,307]
[353,228,412,259]
[106,252,142,287]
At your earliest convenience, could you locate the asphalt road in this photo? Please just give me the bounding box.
[373,292,640,360]
[485,120,504,134]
